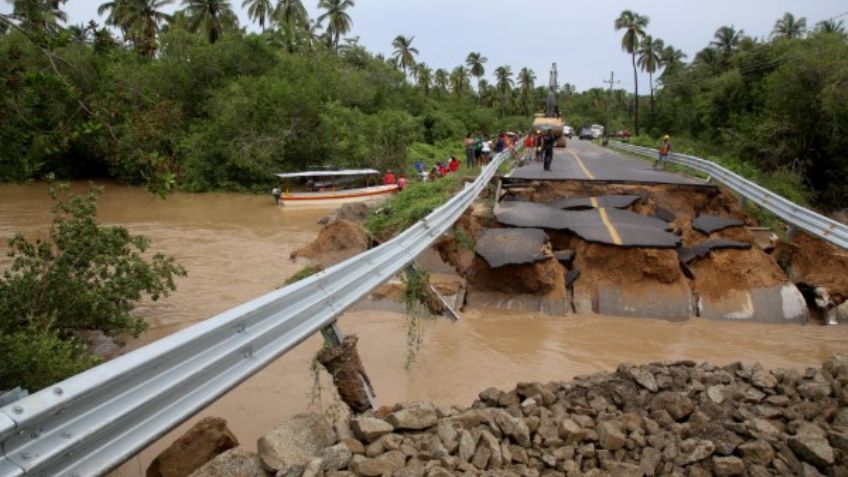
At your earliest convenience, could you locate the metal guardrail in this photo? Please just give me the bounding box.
[0,150,511,477]
[608,141,848,250]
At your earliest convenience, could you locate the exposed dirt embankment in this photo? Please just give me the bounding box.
[177,355,848,477]
[291,219,369,267]
[778,231,848,303]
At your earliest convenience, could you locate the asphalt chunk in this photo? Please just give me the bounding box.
[494,201,681,248]
[547,194,641,210]
[565,269,581,286]
[475,228,550,268]
[653,206,676,223]
[677,239,752,265]
[692,214,744,234]
[554,250,575,264]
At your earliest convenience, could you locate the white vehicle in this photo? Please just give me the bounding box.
[563,125,574,138]
[590,124,605,139]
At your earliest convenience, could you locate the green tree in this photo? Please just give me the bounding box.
[494,65,513,117]
[773,12,806,39]
[391,34,418,77]
[316,0,354,48]
[614,9,648,135]
[274,0,306,25]
[433,68,449,96]
[9,0,68,35]
[121,0,175,57]
[711,25,744,60]
[517,67,535,114]
[414,62,431,95]
[182,0,238,44]
[450,65,469,98]
[659,44,687,80]
[637,34,663,128]
[816,19,845,35]
[243,0,273,30]
[465,51,487,98]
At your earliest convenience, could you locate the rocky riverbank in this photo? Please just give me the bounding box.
[164,355,848,476]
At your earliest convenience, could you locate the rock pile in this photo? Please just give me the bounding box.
[184,355,848,476]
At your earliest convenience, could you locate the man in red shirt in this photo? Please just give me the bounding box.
[524,134,535,162]
[384,170,396,185]
[449,156,460,173]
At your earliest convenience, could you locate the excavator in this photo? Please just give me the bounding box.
[531,63,566,147]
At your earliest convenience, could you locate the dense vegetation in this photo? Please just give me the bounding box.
[565,11,848,209]
[0,0,534,196]
[0,184,185,390]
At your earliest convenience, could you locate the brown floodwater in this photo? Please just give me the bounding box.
[1,183,847,477]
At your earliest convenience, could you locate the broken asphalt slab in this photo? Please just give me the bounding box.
[494,201,681,249]
[475,228,550,268]
[547,194,641,210]
[698,283,808,324]
[692,214,745,234]
[677,239,752,265]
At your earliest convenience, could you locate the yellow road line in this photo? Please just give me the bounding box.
[568,150,595,179]
[590,197,599,208]
[598,207,623,246]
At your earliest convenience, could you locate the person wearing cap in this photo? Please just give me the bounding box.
[657,135,671,168]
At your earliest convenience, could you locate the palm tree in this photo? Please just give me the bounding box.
[274,0,306,27]
[450,66,470,98]
[711,25,744,59]
[478,81,496,108]
[11,0,68,33]
[465,51,487,96]
[415,63,432,95]
[772,12,806,39]
[494,65,513,117]
[659,44,687,82]
[637,35,663,128]
[104,0,172,56]
[517,67,536,114]
[816,19,845,34]
[182,0,237,44]
[98,0,129,28]
[317,0,353,48]
[391,35,418,77]
[242,0,272,30]
[614,9,648,135]
[433,68,449,96]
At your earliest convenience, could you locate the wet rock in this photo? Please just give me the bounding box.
[597,421,626,451]
[350,417,393,444]
[650,392,694,421]
[738,440,774,466]
[490,408,531,447]
[706,385,725,404]
[558,418,585,445]
[788,423,834,468]
[387,402,438,431]
[319,444,352,471]
[677,439,715,465]
[187,448,267,477]
[712,456,745,476]
[627,367,658,392]
[257,413,336,472]
[148,416,239,477]
[349,450,406,476]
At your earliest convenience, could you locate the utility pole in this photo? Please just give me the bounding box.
[602,71,620,141]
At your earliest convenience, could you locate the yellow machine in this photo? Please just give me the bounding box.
[531,63,566,147]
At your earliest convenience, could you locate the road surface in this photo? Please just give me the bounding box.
[508,139,709,187]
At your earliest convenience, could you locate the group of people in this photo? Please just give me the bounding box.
[464,132,517,168]
[384,156,462,191]
[523,130,557,171]
[382,169,409,191]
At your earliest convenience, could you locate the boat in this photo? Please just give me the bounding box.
[275,169,398,207]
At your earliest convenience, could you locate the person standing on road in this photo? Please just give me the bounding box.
[523,134,535,163]
[657,135,671,168]
[542,131,555,171]
[464,133,475,168]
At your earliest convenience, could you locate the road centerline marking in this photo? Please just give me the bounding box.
[568,150,595,180]
[590,197,600,208]
[598,207,623,246]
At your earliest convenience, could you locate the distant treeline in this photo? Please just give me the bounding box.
[566,11,848,208]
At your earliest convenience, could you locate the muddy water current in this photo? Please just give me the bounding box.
[1,183,847,476]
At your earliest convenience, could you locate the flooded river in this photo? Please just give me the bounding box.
[1,183,847,477]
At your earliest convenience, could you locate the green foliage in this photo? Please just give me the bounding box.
[454,229,475,251]
[284,264,323,285]
[0,184,186,339]
[0,184,185,390]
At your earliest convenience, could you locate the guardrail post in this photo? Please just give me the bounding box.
[786,225,798,241]
[317,323,377,413]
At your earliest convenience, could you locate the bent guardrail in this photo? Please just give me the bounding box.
[608,141,848,250]
[0,150,511,477]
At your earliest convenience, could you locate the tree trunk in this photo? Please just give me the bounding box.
[631,51,639,136]
[649,71,654,131]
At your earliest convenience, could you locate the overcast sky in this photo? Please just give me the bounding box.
[3,0,846,91]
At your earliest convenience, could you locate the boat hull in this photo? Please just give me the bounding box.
[281,184,398,208]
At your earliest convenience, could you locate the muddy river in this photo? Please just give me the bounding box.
[1,183,847,476]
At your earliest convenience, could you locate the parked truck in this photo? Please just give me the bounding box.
[530,63,566,147]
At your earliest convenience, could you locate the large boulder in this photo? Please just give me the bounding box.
[257,413,337,472]
[147,417,239,477]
